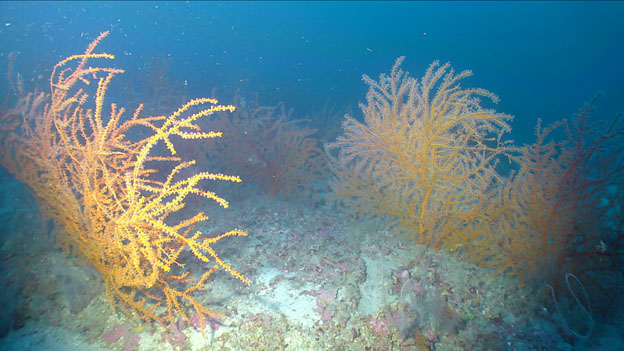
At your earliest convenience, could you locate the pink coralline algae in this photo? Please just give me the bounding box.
[316,288,336,303]
[160,318,187,350]
[102,323,141,351]
[312,288,336,322]
[370,317,390,336]
[320,310,334,323]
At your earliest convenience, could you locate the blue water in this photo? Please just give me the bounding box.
[1,1,623,144]
[1,1,623,350]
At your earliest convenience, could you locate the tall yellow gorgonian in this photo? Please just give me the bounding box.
[0,31,249,333]
[326,57,513,255]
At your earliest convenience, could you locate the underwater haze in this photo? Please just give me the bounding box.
[1,1,623,143]
[0,1,623,351]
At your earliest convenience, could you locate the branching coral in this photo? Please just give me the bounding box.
[136,54,188,115]
[484,96,624,292]
[0,31,249,333]
[204,96,328,201]
[327,57,624,315]
[326,57,513,250]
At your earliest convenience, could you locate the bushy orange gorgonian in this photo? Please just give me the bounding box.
[326,57,513,251]
[204,97,328,201]
[327,58,624,314]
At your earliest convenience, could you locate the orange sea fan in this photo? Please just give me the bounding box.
[0,31,249,334]
[204,96,328,201]
[326,57,513,251]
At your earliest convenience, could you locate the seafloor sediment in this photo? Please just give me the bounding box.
[0,174,610,351]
